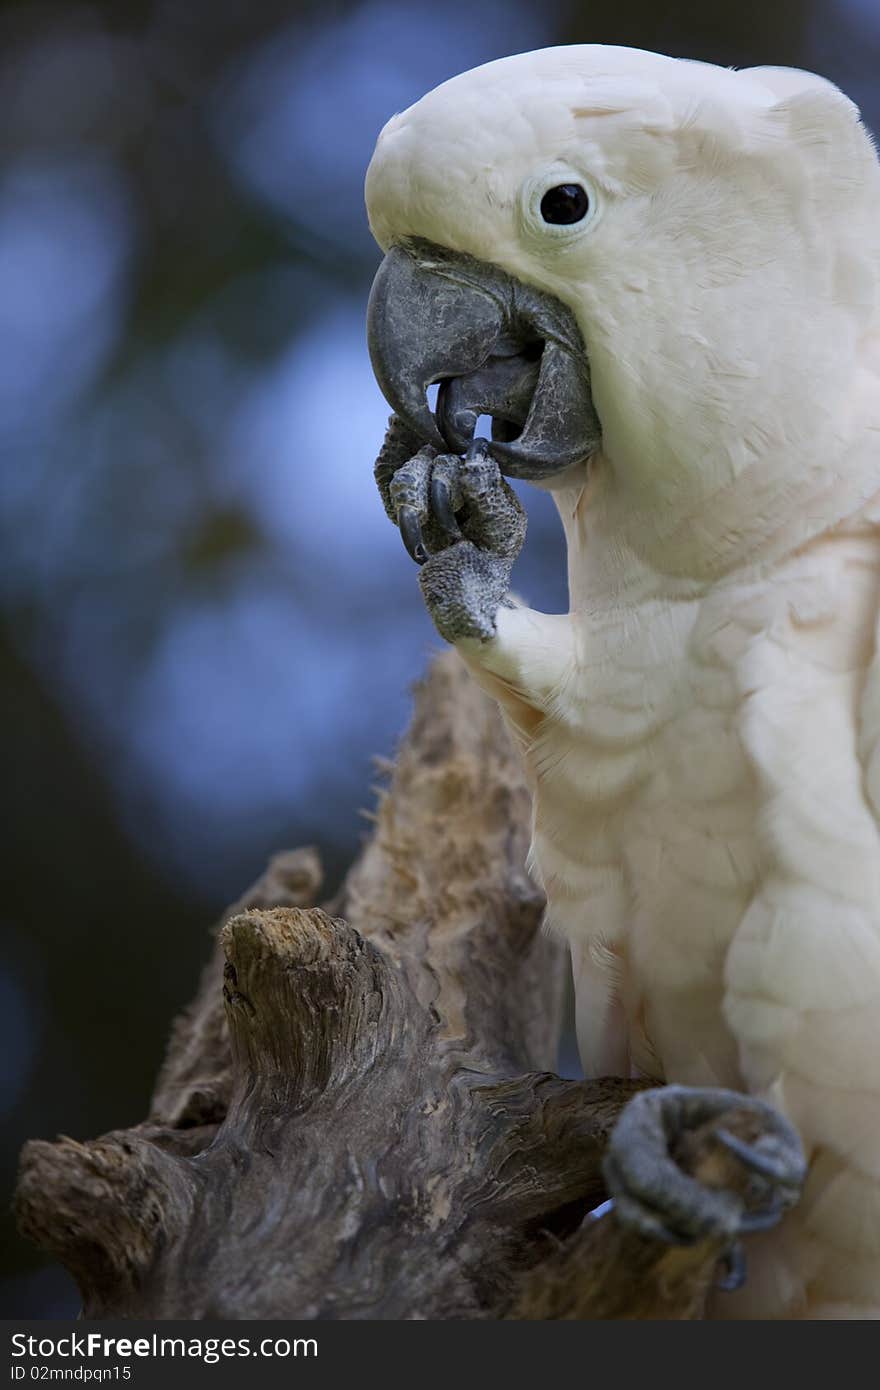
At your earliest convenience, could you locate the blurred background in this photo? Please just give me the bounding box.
[1,0,877,1317]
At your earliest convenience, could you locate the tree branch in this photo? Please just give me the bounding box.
[14,652,771,1319]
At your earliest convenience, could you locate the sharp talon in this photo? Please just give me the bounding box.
[715,1127,792,1183]
[465,437,490,463]
[717,1241,747,1292]
[588,1198,615,1221]
[430,476,461,536]
[398,505,427,564]
[738,1202,785,1234]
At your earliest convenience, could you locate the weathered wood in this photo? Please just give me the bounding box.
[150,845,324,1139]
[15,652,763,1319]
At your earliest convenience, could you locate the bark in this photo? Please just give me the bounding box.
[15,652,764,1319]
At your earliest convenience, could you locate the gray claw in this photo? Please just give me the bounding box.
[430,476,461,537]
[398,505,427,564]
[716,1241,747,1292]
[465,437,490,464]
[738,1203,786,1234]
[588,1197,615,1222]
[715,1127,803,1185]
[603,1084,807,1274]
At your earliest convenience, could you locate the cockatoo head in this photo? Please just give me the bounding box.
[366,46,880,567]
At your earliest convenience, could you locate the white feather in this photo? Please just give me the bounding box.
[367,43,880,1318]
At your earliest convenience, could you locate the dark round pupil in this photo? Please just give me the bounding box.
[539,183,589,225]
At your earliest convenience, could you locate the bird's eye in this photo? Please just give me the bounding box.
[539,183,590,225]
[520,169,600,243]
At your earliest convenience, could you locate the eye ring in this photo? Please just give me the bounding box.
[520,166,601,243]
[540,183,590,225]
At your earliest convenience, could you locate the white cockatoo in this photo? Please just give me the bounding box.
[364,45,880,1318]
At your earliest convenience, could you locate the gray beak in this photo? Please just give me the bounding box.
[367,238,601,481]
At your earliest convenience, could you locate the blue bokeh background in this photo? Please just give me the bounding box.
[1,0,877,1317]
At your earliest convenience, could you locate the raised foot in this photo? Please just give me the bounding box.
[602,1085,806,1291]
[376,425,527,643]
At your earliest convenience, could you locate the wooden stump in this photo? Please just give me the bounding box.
[15,652,761,1319]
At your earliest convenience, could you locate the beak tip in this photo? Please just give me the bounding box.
[367,240,505,459]
[368,239,601,481]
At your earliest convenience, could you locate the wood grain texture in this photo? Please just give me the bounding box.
[14,652,764,1319]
